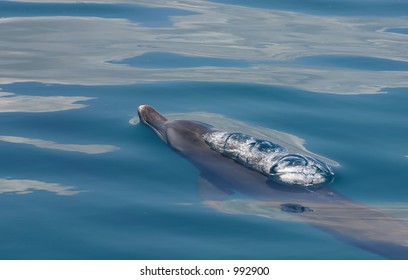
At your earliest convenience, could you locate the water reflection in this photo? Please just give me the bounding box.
[0,135,119,154]
[0,1,407,94]
[0,90,93,112]
[110,51,250,68]
[0,178,82,195]
[0,1,194,27]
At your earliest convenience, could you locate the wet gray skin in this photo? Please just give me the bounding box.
[138,104,408,259]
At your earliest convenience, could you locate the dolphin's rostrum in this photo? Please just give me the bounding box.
[137,104,408,259]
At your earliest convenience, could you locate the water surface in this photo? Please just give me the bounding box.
[0,0,407,259]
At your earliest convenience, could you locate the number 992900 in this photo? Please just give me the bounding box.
[233,267,269,276]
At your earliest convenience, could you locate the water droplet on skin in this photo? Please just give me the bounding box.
[204,132,334,188]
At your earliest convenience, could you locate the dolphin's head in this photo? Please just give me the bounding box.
[138,105,169,142]
[138,105,214,155]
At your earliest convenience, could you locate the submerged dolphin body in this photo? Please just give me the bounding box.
[138,105,408,259]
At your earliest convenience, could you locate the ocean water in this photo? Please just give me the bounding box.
[0,0,407,260]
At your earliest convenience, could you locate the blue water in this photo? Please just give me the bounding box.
[211,0,408,16]
[386,27,408,35]
[0,1,195,27]
[0,0,407,260]
[110,52,250,68]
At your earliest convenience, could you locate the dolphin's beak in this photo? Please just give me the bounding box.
[138,105,168,142]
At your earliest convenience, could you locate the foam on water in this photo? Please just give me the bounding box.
[203,131,334,187]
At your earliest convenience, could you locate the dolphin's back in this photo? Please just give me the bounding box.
[138,105,408,259]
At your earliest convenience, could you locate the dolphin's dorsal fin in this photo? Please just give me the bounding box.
[197,175,234,202]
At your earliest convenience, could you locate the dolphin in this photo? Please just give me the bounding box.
[137,104,408,259]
